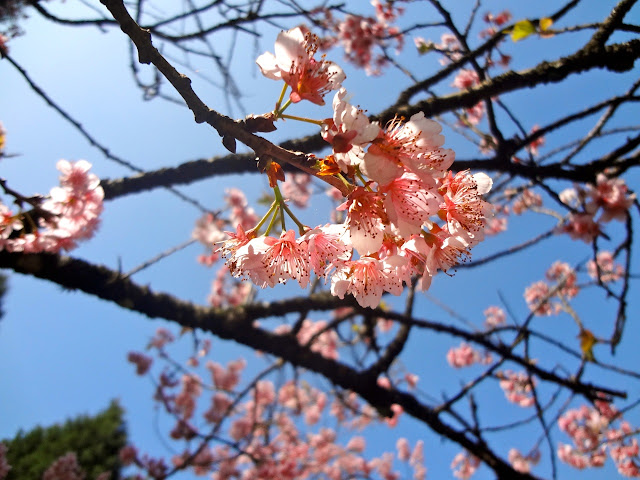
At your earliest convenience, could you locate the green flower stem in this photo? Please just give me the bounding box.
[264,205,281,236]
[274,83,288,113]
[355,171,373,191]
[335,173,353,191]
[276,99,292,117]
[282,202,307,235]
[273,185,306,235]
[279,114,325,126]
[254,200,278,233]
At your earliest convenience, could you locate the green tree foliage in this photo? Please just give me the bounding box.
[2,400,127,480]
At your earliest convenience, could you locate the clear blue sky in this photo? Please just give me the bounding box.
[1,1,638,479]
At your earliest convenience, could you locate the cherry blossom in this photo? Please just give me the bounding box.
[322,88,380,170]
[451,451,480,479]
[42,453,85,480]
[127,351,153,375]
[560,212,601,243]
[301,223,351,277]
[546,261,579,298]
[452,69,480,90]
[119,445,138,466]
[207,264,252,307]
[556,401,640,475]
[508,448,540,474]
[447,342,492,368]
[317,1,405,75]
[525,125,545,156]
[498,370,536,407]
[362,112,445,185]
[512,189,542,215]
[439,170,493,243]
[588,173,636,222]
[0,159,103,253]
[256,27,345,105]
[524,280,556,316]
[587,250,624,283]
[484,305,506,328]
[380,172,440,237]
[331,257,398,309]
[281,173,312,208]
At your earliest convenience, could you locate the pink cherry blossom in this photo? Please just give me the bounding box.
[587,250,624,283]
[525,125,545,156]
[588,173,635,222]
[396,438,410,461]
[452,69,480,90]
[560,212,600,243]
[447,342,491,368]
[322,88,380,169]
[524,280,556,316]
[42,453,85,480]
[346,436,366,453]
[484,306,506,328]
[328,1,404,75]
[331,257,396,308]
[282,173,312,208]
[0,160,104,254]
[546,261,579,298]
[127,351,153,375]
[380,172,440,237]
[206,358,246,391]
[203,392,233,424]
[260,230,312,288]
[512,189,542,215]
[301,223,351,276]
[421,225,471,276]
[405,373,419,389]
[296,319,340,360]
[508,448,539,474]
[498,370,536,407]
[192,212,226,248]
[339,187,387,255]
[439,170,493,243]
[464,102,485,125]
[148,327,175,349]
[436,33,462,64]
[119,445,138,466]
[555,401,640,473]
[362,112,445,185]
[451,451,480,479]
[256,27,345,105]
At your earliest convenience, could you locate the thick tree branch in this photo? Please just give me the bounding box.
[380,39,640,122]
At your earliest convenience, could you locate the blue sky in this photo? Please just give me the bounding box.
[1,1,639,479]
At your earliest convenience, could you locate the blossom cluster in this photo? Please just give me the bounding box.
[508,448,540,474]
[497,370,536,408]
[524,256,624,316]
[214,26,495,309]
[446,342,492,368]
[122,328,429,480]
[0,160,103,253]
[558,400,640,476]
[559,173,635,243]
[451,450,480,479]
[309,0,405,75]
